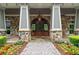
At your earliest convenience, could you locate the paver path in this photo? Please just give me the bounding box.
[20,38,60,55]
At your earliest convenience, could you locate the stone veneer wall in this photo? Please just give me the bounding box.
[50,31,62,41]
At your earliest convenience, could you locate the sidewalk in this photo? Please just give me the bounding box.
[20,38,60,55]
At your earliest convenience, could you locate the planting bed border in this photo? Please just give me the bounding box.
[54,43,72,55]
[16,42,28,55]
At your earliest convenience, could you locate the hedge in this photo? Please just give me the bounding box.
[0,36,7,46]
[69,35,79,46]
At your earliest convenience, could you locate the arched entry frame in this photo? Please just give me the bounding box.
[31,15,50,36]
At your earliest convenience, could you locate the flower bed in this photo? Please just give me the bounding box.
[0,40,27,55]
[56,43,79,55]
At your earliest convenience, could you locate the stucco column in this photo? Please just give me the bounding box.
[50,5,62,41]
[74,9,79,35]
[0,9,6,35]
[19,5,31,42]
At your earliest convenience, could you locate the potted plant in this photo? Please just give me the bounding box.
[6,29,10,34]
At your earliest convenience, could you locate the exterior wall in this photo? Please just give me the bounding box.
[50,31,62,41]
[0,4,78,39]
[5,8,20,35]
[61,16,75,38]
[30,15,50,24]
[30,8,51,27]
[30,8,51,14]
[5,16,19,35]
[61,8,76,15]
[5,8,20,15]
[61,8,76,38]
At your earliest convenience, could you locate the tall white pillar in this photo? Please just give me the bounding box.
[50,4,62,40]
[75,9,79,35]
[0,9,6,35]
[19,5,31,42]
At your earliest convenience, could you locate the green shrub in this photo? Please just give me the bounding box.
[14,40,24,45]
[0,36,7,45]
[69,36,79,46]
[6,29,10,34]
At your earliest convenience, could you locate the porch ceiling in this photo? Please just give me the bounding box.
[0,3,79,8]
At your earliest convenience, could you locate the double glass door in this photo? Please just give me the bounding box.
[31,18,49,36]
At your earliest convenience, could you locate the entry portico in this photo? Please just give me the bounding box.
[0,3,79,42]
[18,4,62,41]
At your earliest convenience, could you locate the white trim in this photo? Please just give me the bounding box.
[19,6,25,30]
[50,29,62,31]
[27,5,29,29]
[19,29,30,31]
[65,14,75,16]
[19,6,22,29]
[52,5,54,29]
[74,9,77,31]
[4,9,6,30]
[74,29,79,31]
[51,5,62,31]
[0,29,6,31]
[59,5,62,31]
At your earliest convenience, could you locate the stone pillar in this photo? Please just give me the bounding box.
[50,5,62,41]
[19,5,31,42]
[0,9,6,35]
[74,9,79,35]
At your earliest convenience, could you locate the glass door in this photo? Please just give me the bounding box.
[31,17,49,36]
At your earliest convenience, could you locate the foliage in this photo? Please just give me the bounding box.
[0,44,22,55]
[68,35,79,46]
[0,36,7,45]
[6,29,10,34]
[60,43,79,55]
[14,40,24,45]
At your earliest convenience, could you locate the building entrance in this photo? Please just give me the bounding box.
[31,15,49,36]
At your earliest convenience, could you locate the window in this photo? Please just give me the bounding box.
[32,24,35,31]
[69,19,75,34]
[44,24,48,31]
[70,25,74,29]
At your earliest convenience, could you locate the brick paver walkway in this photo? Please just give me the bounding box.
[20,38,60,55]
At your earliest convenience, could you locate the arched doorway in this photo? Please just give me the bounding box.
[31,15,49,36]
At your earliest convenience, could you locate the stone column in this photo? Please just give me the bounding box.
[0,9,6,35]
[19,5,31,42]
[50,4,62,41]
[74,9,79,35]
